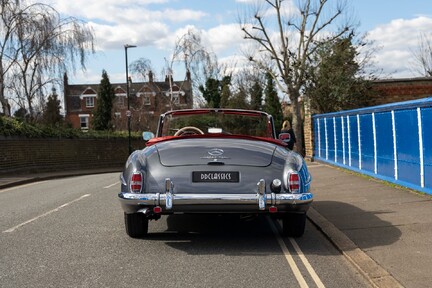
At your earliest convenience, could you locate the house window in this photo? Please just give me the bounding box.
[85,97,95,108]
[172,92,180,104]
[144,94,151,105]
[117,96,125,107]
[79,114,89,130]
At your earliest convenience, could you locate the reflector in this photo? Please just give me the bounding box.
[153,206,162,213]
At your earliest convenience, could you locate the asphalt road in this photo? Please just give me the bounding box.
[1,173,371,288]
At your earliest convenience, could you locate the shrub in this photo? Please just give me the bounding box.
[0,116,141,139]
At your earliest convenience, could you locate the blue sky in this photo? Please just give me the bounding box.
[39,0,432,85]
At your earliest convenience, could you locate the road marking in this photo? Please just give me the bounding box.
[267,217,309,288]
[268,217,326,288]
[3,194,91,233]
[0,181,47,194]
[104,181,119,189]
[288,237,326,288]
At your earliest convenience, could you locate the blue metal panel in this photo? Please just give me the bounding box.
[342,116,349,165]
[335,116,344,163]
[348,115,359,168]
[312,97,432,194]
[315,118,326,158]
[394,109,421,186]
[422,107,432,189]
[326,118,335,161]
[375,112,395,178]
[313,97,432,117]
[359,114,374,173]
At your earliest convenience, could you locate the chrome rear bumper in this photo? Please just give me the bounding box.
[118,178,313,214]
[119,191,312,203]
[118,193,313,213]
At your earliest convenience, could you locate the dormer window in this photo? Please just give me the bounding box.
[80,87,97,109]
[85,97,95,108]
[144,94,151,105]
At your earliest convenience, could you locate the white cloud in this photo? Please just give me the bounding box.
[30,0,432,84]
[37,0,207,51]
[367,16,432,77]
[204,24,245,55]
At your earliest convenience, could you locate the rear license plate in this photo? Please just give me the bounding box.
[192,171,239,183]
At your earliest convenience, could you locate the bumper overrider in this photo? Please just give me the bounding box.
[118,178,313,214]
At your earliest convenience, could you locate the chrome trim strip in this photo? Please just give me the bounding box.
[118,192,313,206]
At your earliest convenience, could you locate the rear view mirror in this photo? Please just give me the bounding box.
[143,131,155,141]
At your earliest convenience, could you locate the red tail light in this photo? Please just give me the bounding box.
[289,172,300,193]
[130,172,143,193]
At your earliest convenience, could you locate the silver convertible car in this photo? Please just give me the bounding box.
[118,109,313,238]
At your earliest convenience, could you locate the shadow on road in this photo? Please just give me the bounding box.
[311,201,402,250]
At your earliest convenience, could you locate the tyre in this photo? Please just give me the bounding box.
[282,213,306,237]
[124,212,149,238]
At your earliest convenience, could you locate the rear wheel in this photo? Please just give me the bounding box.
[124,212,148,238]
[282,213,306,237]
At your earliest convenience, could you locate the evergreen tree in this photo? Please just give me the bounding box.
[228,89,249,109]
[199,78,220,108]
[263,73,283,130]
[199,76,232,108]
[14,107,27,120]
[306,37,374,113]
[220,84,230,108]
[250,80,263,111]
[43,88,63,126]
[92,70,115,130]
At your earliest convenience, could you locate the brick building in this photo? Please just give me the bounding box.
[63,71,193,131]
[369,77,432,106]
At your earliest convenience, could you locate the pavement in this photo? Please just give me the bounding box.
[1,161,431,288]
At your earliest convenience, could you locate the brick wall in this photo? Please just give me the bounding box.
[0,138,145,175]
[369,77,432,106]
[303,99,313,160]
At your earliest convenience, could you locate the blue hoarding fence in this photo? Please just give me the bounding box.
[312,97,432,195]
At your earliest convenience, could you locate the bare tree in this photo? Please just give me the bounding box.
[129,58,153,82]
[411,33,432,77]
[0,0,25,115]
[0,0,94,117]
[170,29,219,107]
[240,0,354,154]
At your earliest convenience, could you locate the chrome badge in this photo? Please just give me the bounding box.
[208,148,224,156]
[201,148,229,159]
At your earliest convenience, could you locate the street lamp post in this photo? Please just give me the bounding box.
[124,44,137,155]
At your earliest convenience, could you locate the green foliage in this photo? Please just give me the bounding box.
[13,107,27,119]
[199,78,221,108]
[92,70,115,130]
[43,90,63,126]
[250,80,263,111]
[228,89,250,109]
[0,115,141,139]
[263,73,283,130]
[220,82,231,108]
[199,76,232,108]
[306,37,375,113]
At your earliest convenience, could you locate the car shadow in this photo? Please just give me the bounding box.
[137,213,332,257]
[310,201,402,250]
[138,200,402,256]
[143,214,288,256]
